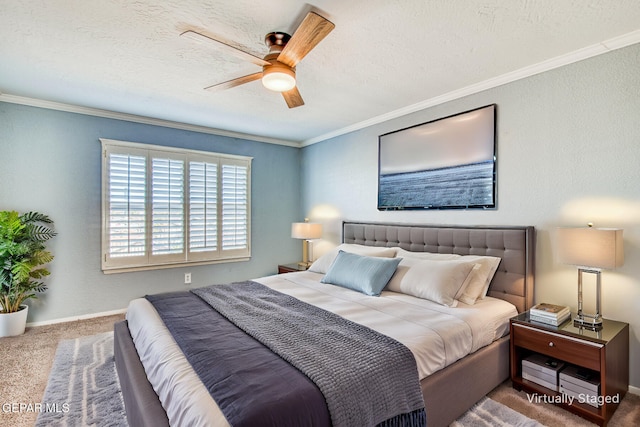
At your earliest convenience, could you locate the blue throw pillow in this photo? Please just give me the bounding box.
[321,250,402,296]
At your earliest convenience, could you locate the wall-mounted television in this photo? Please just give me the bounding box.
[378,104,496,210]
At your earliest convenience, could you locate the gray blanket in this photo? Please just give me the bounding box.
[193,281,426,427]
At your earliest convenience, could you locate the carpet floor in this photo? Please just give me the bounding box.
[35,331,127,426]
[0,314,124,427]
[1,314,638,426]
[488,380,640,427]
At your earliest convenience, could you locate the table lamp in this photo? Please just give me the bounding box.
[556,224,624,329]
[291,219,322,268]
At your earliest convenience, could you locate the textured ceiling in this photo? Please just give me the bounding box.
[1,0,640,145]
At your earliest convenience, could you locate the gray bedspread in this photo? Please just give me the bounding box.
[193,281,426,427]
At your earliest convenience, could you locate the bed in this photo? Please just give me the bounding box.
[114,221,535,427]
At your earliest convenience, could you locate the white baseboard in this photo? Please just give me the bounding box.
[26,308,127,327]
[629,385,640,396]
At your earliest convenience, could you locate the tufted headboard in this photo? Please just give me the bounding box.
[342,221,535,313]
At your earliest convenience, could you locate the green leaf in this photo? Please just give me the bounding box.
[0,210,56,312]
[26,225,57,242]
[20,212,53,224]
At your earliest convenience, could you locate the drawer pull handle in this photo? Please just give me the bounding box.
[549,342,554,347]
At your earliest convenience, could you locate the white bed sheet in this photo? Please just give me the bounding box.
[126,271,517,426]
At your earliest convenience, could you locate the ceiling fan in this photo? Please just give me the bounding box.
[181,11,335,108]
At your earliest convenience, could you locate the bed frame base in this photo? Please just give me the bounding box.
[421,336,510,427]
[114,321,170,427]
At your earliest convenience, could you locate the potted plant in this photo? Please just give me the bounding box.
[0,211,56,337]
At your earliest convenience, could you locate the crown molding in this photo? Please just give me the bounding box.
[301,30,640,147]
[0,93,301,148]
[3,29,639,149]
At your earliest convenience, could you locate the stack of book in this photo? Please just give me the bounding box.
[530,303,570,326]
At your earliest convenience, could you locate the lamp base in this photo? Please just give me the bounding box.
[574,267,604,331]
[297,261,312,269]
[573,313,603,331]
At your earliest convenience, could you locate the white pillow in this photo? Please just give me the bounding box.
[393,248,501,305]
[308,244,397,274]
[386,258,477,307]
[455,255,501,305]
[385,257,416,291]
[394,248,460,261]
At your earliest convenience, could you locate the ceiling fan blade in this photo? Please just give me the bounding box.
[181,30,270,67]
[282,86,304,108]
[277,12,335,68]
[204,72,263,92]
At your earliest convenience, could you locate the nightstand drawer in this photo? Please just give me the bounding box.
[512,323,602,371]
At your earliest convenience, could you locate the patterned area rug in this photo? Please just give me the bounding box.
[35,331,545,427]
[35,332,128,427]
[452,396,546,427]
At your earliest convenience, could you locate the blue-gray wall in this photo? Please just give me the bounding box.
[0,103,301,322]
[300,43,640,388]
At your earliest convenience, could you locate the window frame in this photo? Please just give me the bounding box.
[100,138,252,273]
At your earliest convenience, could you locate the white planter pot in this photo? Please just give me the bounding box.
[0,305,28,337]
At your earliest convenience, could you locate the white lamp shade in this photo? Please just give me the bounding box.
[557,227,624,269]
[291,222,322,240]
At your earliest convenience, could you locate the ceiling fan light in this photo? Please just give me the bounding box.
[262,67,296,92]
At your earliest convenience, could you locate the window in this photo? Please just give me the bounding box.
[101,139,251,272]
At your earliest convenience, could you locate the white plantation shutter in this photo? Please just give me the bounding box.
[189,160,218,253]
[222,162,248,252]
[151,155,185,261]
[107,152,146,260]
[101,139,251,272]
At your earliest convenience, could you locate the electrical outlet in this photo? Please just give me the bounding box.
[184,273,192,284]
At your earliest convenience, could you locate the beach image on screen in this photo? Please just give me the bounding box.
[378,105,495,209]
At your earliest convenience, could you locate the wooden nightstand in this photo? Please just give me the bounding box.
[510,312,629,426]
[277,263,308,274]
